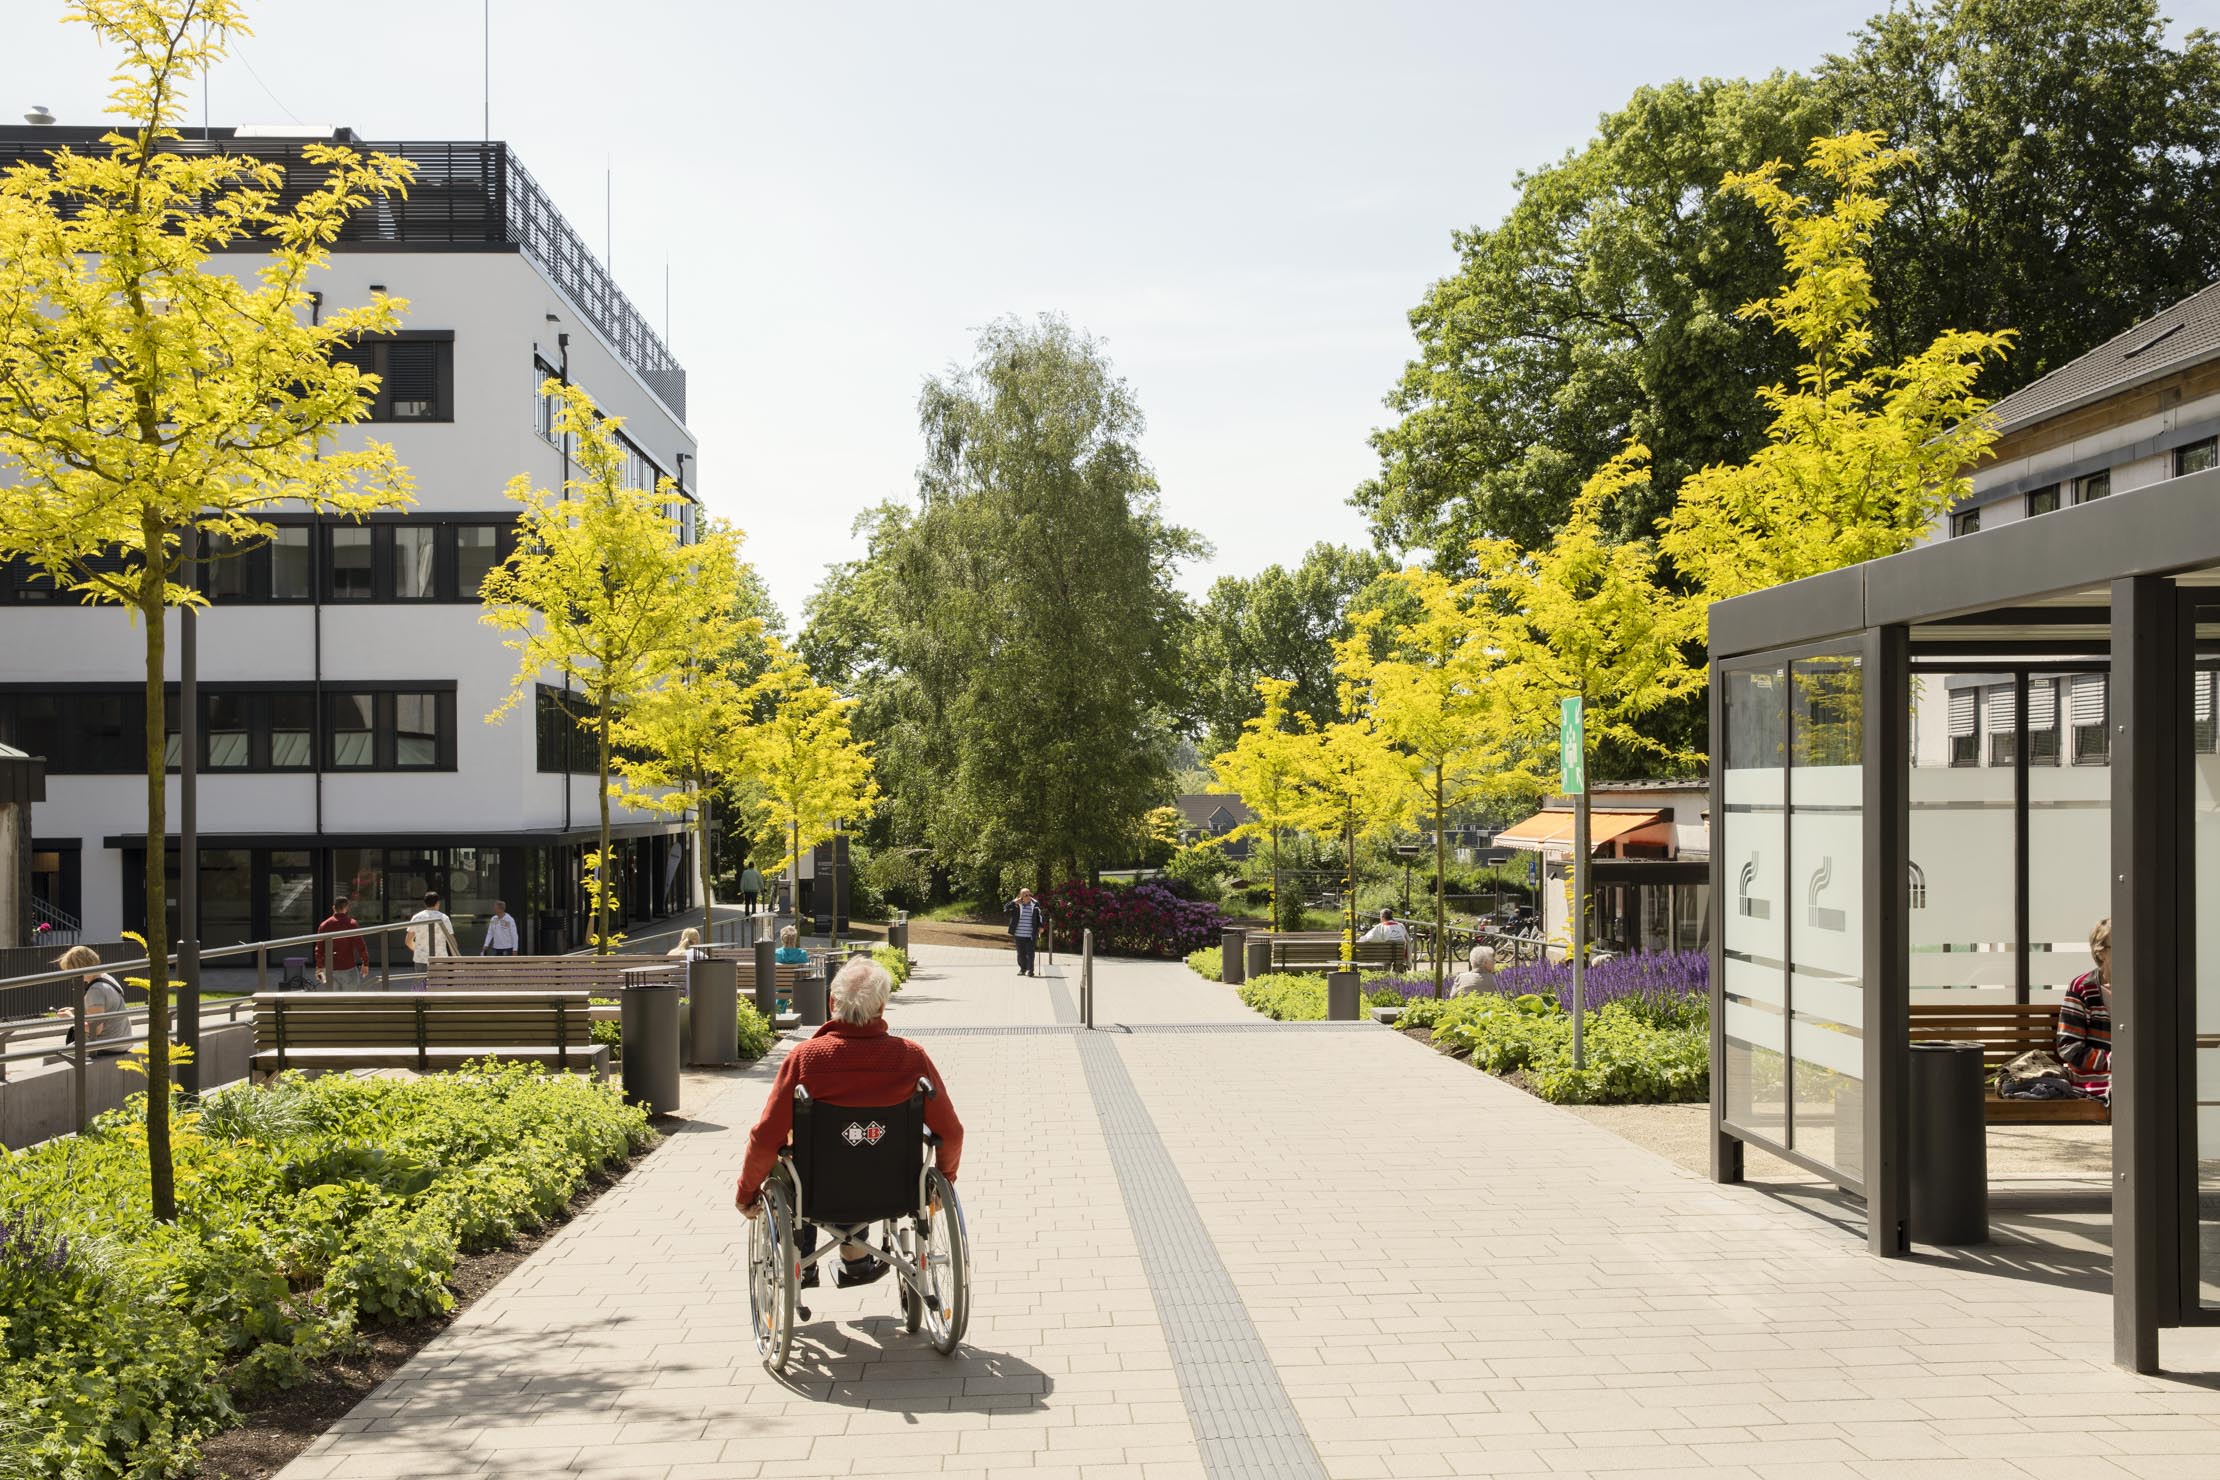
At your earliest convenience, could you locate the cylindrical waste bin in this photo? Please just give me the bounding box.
[686,955,740,1067]
[1221,928,1247,986]
[1908,1040,1989,1245]
[1326,969,1361,1022]
[1245,936,1271,981]
[752,938,779,1020]
[794,969,828,1028]
[620,979,683,1115]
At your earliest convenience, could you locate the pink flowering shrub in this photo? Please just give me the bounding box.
[1042,881,1230,959]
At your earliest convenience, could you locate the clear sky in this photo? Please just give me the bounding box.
[11,0,2165,626]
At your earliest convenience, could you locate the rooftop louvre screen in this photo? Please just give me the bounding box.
[0,131,686,423]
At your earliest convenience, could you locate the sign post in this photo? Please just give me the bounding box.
[1561,697,1588,1070]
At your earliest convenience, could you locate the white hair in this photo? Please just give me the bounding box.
[1468,944,1496,971]
[830,957,893,1025]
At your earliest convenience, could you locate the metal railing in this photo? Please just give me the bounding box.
[28,896,80,945]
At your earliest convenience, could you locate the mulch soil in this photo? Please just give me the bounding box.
[192,1148,650,1480]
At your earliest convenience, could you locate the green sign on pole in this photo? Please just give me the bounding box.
[1560,696,1585,795]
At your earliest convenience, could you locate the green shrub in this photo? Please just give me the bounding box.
[736,999,776,1060]
[869,943,912,990]
[0,1063,652,1478]
[1184,946,1223,982]
[1429,993,1708,1104]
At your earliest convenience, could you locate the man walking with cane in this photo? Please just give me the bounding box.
[1004,887,1045,978]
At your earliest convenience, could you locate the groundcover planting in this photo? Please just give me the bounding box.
[0,1064,652,1479]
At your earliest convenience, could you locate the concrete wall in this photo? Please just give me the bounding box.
[0,1022,250,1149]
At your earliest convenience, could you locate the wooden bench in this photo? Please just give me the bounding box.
[1265,935,1411,974]
[1908,1001,2110,1125]
[425,955,678,992]
[252,991,609,1079]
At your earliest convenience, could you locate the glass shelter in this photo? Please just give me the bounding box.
[1706,466,2220,1372]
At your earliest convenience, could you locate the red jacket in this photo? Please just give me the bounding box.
[315,914,366,971]
[736,1018,963,1206]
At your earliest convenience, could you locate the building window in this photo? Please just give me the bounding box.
[1950,508,1981,538]
[1984,682,2016,766]
[393,525,440,601]
[1947,686,1979,766]
[2196,670,2219,755]
[2074,470,2110,504]
[197,525,315,604]
[455,524,502,596]
[2069,673,2109,765]
[272,527,313,600]
[2174,437,2218,478]
[2027,676,2061,765]
[2025,485,2060,516]
[534,360,562,445]
[324,689,454,771]
[535,685,597,775]
[333,335,455,422]
[328,527,375,600]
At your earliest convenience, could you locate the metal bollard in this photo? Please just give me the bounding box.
[752,937,779,1020]
[1244,935,1271,981]
[1221,927,1246,985]
[686,955,740,1067]
[1082,928,1094,1029]
[620,978,684,1115]
[1326,969,1361,1021]
[795,970,828,1028]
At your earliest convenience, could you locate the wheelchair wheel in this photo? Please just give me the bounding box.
[749,1177,797,1373]
[916,1168,970,1354]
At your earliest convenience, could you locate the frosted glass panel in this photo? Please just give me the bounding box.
[1790,651,1864,1183]
[1723,665,1787,1140]
[1909,673,2016,998]
[2195,703,2220,1310]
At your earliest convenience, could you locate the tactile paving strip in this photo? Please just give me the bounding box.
[1072,1029,1331,1480]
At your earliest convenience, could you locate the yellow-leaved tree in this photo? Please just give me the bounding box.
[481,380,718,953]
[741,640,882,936]
[0,0,416,1219]
[1659,131,2013,604]
[608,517,763,934]
[1291,717,1420,969]
[1338,569,1537,995]
[1206,677,1321,933]
[1479,444,1703,1060]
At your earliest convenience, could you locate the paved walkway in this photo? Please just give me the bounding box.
[282,946,2220,1480]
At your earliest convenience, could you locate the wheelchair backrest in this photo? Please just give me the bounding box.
[792,1082,926,1226]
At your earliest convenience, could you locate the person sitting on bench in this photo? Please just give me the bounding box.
[2055,917,2113,1103]
[735,956,965,1288]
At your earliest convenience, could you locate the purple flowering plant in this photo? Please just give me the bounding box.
[1043,880,1230,959]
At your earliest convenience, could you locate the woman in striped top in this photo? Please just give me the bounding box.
[2055,917,2113,1102]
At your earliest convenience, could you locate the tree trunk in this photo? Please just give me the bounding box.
[595,710,613,954]
[1270,825,1282,936]
[1432,763,1447,998]
[139,555,176,1222]
[697,786,715,939]
[1341,807,1357,971]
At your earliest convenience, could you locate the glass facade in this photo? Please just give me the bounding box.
[1722,665,1788,1143]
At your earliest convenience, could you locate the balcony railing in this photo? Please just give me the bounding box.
[0,129,686,423]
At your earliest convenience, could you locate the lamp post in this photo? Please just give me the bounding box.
[177,529,200,1096]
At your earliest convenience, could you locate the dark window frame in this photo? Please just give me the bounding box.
[0,682,453,775]
[2025,484,2061,517]
[332,332,456,423]
[2074,469,2111,504]
[535,684,597,775]
[2173,436,2218,479]
[1950,508,1982,538]
[323,686,458,773]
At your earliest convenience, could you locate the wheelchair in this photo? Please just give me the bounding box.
[748,1077,971,1373]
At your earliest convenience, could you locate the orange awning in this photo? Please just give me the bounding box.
[1494,808,1663,853]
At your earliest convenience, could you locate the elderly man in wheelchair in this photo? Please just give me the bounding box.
[735,954,970,1371]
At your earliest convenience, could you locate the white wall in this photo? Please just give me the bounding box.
[5,245,698,940]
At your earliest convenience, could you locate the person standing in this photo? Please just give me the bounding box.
[316,896,369,989]
[739,863,765,913]
[51,945,130,1054]
[482,899,520,956]
[1004,887,1045,977]
[405,890,460,990]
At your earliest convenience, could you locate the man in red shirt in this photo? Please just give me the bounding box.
[737,955,963,1288]
[315,896,369,989]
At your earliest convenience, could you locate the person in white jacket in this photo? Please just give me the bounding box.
[406,890,460,988]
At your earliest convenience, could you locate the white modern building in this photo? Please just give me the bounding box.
[0,125,700,954]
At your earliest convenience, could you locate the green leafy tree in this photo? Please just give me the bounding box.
[1357,74,1826,560]
[0,0,414,1219]
[481,381,720,953]
[1362,2,2220,567]
[805,317,1200,892]
[1658,132,2013,602]
[1821,0,2220,388]
[1187,543,1392,753]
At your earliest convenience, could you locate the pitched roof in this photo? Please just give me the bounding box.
[1175,794,1253,831]
[1984,279,2220,436]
